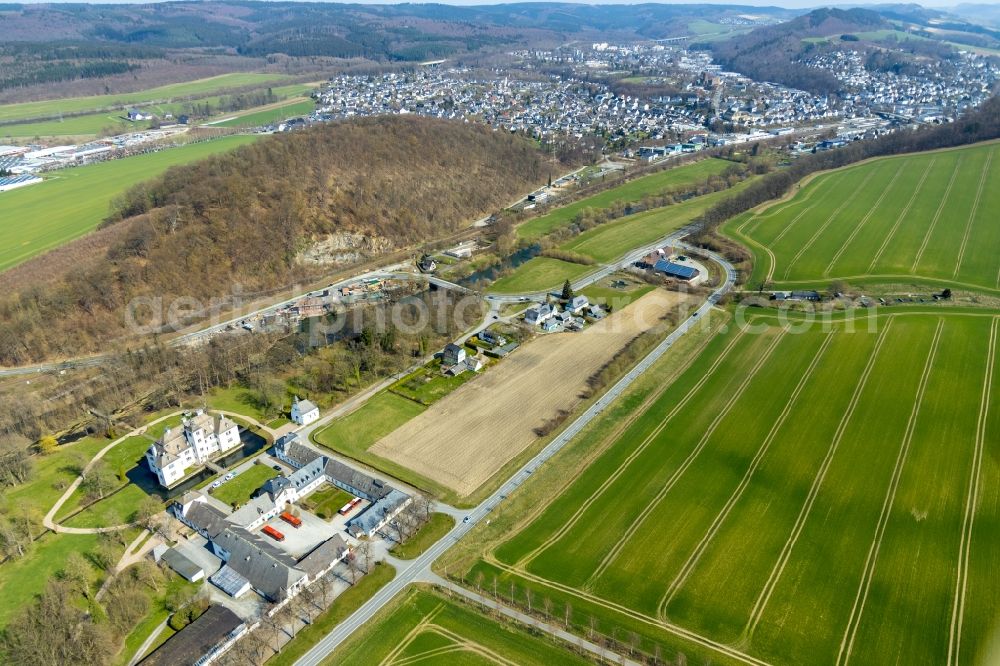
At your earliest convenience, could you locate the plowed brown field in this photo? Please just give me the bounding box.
[370,289,693,496]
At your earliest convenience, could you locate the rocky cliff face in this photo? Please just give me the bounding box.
[297,232,394,266]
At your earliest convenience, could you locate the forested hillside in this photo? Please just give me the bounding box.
[0,116,547,364]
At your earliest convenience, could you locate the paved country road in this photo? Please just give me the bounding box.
[293,244,737,666]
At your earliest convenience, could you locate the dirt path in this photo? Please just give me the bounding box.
[371,290,693,497]
[43,408,272,535]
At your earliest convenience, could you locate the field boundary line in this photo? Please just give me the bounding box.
[911,157,961,273]
[865,158,935,273]
[743,319,895,638]
[657,330,836,615]
[513,325,750,569]
[823,163,906,277]
[485,557,775,666]
[586,330,787,588]
[836,319,943,666]
[952,151,992,280]
[947,316,997,666]
[782,171,868,279]
[494,314,731,557]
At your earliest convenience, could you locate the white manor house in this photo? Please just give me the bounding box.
[146,410,241,486]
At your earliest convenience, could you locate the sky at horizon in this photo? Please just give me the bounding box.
[5,0,980,7]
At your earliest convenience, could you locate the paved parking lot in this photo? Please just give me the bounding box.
[259,508,341,559]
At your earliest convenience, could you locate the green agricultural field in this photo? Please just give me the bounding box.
[0,134,258,273]
[560,178,754,263]
[459,310,1000,666]
[517,158,734,239]
[488,257,594,294]
[214,98,316,128]
[327,586,593,666]
[0,73,291,123]
[726,142,1000,293]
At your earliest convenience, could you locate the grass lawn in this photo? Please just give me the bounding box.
[0,531,101,627]
[0,73,291,123]
[214,98,316,127]
[206,385,269,422]
[488,257,594,294]
[389,359,481,406]
[725,142,1000,293]
[517,158,733,240]
[115,570,199,666]
[0,435,108,518]
[269,562,395,666]
[211,464,279,507]
[456,311,1000,666]
[390,513,455,559]
[312,392,459,499]
[302,485,356,520]
[314,392,425,455]
[326,586,593,666]
[580,280,654,309]
[0,134,258,272]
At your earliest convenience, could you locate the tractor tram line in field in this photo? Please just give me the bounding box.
[484,556,775,666]
[911,156,962,274]
[835,319,944,666]
[743,319,896,638]
[585,331,787,588]
[947,316,998,666]
[822,162,906,278]
[952,150,993,280]
[866,157,935,273]
[513,326,752,570]
[657,331,836,615]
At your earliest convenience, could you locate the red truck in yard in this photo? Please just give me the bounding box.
[280,512,302,528]
[262,525,285,541]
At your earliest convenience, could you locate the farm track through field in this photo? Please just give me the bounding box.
[781,177,862,279]
[744,319,895,638]
[513,326,751,570]
[836,319,943,666]
[656,331,836,616]
[380,605,445,666]
[947,316,998,666]
[952,151,993,280]
[866,158,936,273]
[485,557,775,666]
[823,163,905,277]
[430,625,518,666]
[911,158,962,273]
[587,331,787,589]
